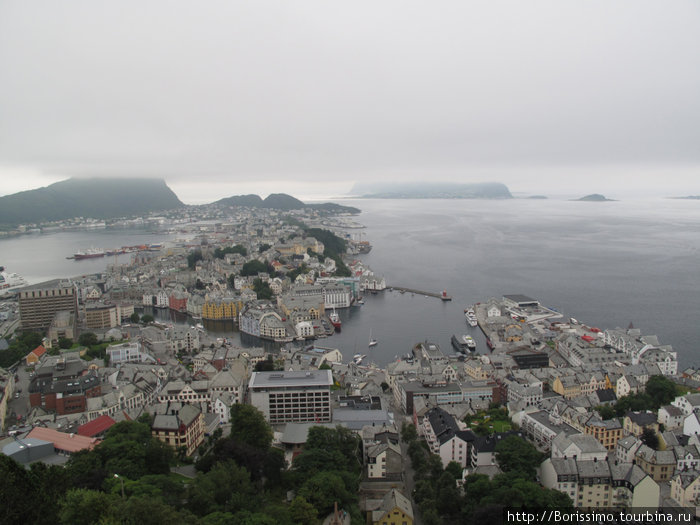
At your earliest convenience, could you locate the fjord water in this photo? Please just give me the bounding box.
[1,197,698,369]
[328,197,700,369]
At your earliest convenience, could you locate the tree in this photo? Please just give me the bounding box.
[240,260,269,277]
[297,471,353,516]
[444,461,463,481]
[188,460,255,516]
[252,278,272,300]
[645,375,677,408]
[289,496,318,525]
[401,422,418,443]
[78,332,99,347]
[495,436,543,479]
[187,248,203,269]
[641,428,660,450]
[129,312,140,323]
[58,336,73,349]
[59,488,119,525]
[596,404,616,421]
[230,404,273,451]
[141,314,154,324]
[258,243,271,254]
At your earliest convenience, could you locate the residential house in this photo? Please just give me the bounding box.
[634,444,675,482]
[369,489,413,525]
[151,402,205,456]
[669,471,700,509]
[623,411,658,437]
[658,405,685,431]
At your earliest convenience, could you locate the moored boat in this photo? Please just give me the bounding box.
[451,334,477,353]
[465,307,478,327]
[329,309,341,330]
[0,267,29,295]
[73,247,105,259]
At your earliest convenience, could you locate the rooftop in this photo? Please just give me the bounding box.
[249,370,333,388]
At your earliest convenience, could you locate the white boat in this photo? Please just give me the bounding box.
[465,307,478,327]
[0,267,29,295]
[368,329,378,348]
[354,354,367,364]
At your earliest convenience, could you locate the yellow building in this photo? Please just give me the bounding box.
[464,360,491,380]
[371,489,413,525]
[585,418,623,450]
[670,471,700,509]
[202,297,243,320]
[552,375,582,399]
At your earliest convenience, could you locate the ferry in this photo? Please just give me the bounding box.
[0,267,28,295]
[451,334,477,353]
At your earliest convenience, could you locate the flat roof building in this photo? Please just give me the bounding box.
[18,280,78,332]
[249,370,333,424]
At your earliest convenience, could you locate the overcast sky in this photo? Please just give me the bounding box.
[1,1,699,203]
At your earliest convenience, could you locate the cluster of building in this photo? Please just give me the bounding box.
[2,199,699,521]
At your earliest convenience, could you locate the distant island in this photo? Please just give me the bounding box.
[350,181,512,199]
[671,196,700,200]
[573,194,616,202]
[212,193,360,214]
[527,195,548,200]
[0,177,183,228]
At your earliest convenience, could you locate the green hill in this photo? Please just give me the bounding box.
[213,193,360,214]
[0,178,183,227]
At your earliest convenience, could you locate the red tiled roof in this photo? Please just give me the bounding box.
[77,415,117,437]
[30,345,46,358]
[27,427,100,453]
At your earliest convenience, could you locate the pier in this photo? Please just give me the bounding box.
[390,286,452,301]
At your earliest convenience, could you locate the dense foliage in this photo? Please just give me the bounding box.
[0,330,43,367]
[1,409,367,524]
[401,422,570,525]
[240,260,271,277]
[214,245,247,259]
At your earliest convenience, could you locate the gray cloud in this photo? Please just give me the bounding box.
[1,0,699,202]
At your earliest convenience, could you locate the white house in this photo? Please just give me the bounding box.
[673,393,700,416]
[683,410,700,437]
[658,405,685,431]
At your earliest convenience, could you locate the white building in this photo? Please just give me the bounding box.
[107,342,156,365]
[248,370,333,424]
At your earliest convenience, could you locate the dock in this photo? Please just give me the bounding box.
[391,286,452,301]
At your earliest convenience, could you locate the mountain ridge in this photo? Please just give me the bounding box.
[0,177,183,227]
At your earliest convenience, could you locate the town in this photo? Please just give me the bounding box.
[1,204,699,525]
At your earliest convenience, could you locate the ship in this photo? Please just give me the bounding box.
[0,267,28,295]
[465,307,478,327]
[73,247,105,260]
[357,241,372,254]
[329,310,342,330]
[353,354,367,364]
[451,334,477,353]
